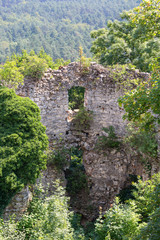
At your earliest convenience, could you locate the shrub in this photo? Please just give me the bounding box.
[0,182,74,240]
[0,60,24,88]
[79,46,92,75]
[20,55,48,79]
[0,87,48,214]
[136,207,160,240]
[47,147,70,170]
[129,173,160,239]
[128,173,160,222]
[0,50,71,88]
[72,107,93,130]
[0,218,25,240]
[17,181,74,240]
[96,126,120,150]
[125,123,158,160]
[95,198,141,240]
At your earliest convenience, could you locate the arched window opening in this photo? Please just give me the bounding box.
[68,86,85,110]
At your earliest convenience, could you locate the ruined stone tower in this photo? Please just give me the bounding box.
[4,62,159,220]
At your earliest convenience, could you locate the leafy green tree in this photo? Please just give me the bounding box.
[0,50,71,87]
[0,59,24,88]
[128,173,160,222]
[17,182,74,240]
[95,173,160,240]
[129,0,160,40]
[118,60,160,130]
[20,55,48,79]
[118,60,160,169]
[91,0,160,72]
[130,173,160,240]
[0,87,48,214]
[95,198,140,240]
[11,49,48,80]
[136,207,160,240]
[0,182,74,240]
[0,218,25,240]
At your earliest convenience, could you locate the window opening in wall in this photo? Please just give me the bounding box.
[68,86,85,110]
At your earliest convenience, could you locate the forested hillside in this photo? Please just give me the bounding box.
[0,0,141,63]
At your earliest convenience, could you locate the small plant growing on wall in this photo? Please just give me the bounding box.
[96,126,120,150]
[72,107,93,130]
[79,46,92,75]
[47,146,70,170]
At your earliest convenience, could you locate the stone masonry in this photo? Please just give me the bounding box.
[4,62,159,220]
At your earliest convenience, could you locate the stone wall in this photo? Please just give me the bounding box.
[17,62,149,139]
[5,62,158,220]
[3,186,32,220]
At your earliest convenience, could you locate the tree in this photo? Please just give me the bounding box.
[0,182,74,240]
[94,173,160,240]
[0,87,48,214]
[130,173,160,240]
[95,198,141,240]
[91,0,160,72]
[16,182,74,240]
[118,60,160,164]
[118,60,160,130]
[137,207,160,240]
[0,59,24,88]
[20,54,48,79]
[129,0,160,41]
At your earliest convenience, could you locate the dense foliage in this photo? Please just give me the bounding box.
[1,173,160,239]
[0,49,70,87]
[95,198,141,240]
[119,60,160,127]
[0,182,74,240]
[95,173,160,240]
[47,146,70,170]
[91,0,160,72]
[0,0,141,63]
[0,87,48,214]
[118,60,160,163]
